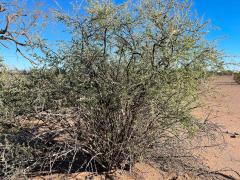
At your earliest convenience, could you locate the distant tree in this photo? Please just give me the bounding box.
[0,0,45,63]
[234,72,240,84]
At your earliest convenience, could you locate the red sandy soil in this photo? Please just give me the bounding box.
[32,163,165,180]
[33,75,240,179]
[32,163,198,180]
[193,75,240,178]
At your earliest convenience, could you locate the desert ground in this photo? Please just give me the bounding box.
[193,75,240,178]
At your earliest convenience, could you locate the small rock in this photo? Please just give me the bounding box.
[230,134,236,138]
[85,175,94,180]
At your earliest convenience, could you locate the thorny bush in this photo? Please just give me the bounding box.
[0,0,225,178]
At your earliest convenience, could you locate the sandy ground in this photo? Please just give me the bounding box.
[193,75,240,178]
[32,163,165,180]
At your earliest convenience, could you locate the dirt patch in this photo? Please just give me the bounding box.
[31,163,164,180]
[193,75,240,178]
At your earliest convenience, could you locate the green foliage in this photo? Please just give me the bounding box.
[218,70,234,76]
[0,68,81,117]
[48,0,221,171]
[234,72,240,84]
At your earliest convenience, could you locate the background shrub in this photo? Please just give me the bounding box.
[234,72,240,84]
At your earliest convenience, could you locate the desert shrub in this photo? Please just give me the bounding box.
[234,72,240,84]
[0,69,52,116]
[218,70,234,76]
[43,0,221,172]
[0,67,81,117]
[0,0,223,178]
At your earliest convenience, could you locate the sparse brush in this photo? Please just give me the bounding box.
[234,72,240,84]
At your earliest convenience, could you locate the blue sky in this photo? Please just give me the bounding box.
[193,0,240,69]
[1,0,240,69]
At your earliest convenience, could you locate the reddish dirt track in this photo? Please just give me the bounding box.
[194,75,240,178]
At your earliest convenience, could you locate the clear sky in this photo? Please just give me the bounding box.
[1,0,240,69]
[193,0,240,69]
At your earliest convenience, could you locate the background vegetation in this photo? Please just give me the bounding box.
[234,72,240,84]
